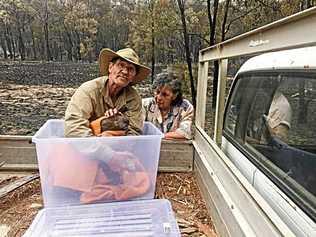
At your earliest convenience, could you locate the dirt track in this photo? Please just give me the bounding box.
[0,61,151,135]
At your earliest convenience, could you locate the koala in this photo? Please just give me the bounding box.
[100,112,129,132]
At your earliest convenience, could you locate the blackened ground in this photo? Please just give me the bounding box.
[0,61,151,135]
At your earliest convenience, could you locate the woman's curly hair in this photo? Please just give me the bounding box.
[152,71,183,106]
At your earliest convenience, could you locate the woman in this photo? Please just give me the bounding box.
[142,71,194,139]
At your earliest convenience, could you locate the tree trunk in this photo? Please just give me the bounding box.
[59,32,63,61]
[52,41,58,60]
[0,28,8,59]
[301,0,313,9]
[0,35,8,59]
[9,30,16,60]
[151,2,155,83]
[298,80,307,124]
[43,0,51,61]
[30,26,37,60]
[40,36,45,60]
[207,0,220,108]
[16,21,26,60]
[66,39,73,61]
[5,26,13,59]
[221,0,231,42]
[64,25,73,61]
[88,49,93,63]
[176,0,196,107]
[168,39,174,63]
[44,22,51,61]
[75,31,81,61]
[209,0,230,110]
[207,0,218,46]
[95,30,99,60]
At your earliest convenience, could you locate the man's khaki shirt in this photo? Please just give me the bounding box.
[65,76,143,137]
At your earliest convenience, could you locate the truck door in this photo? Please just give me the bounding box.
[223,70,316,223]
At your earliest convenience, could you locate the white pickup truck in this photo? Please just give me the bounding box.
[222,46,316,236]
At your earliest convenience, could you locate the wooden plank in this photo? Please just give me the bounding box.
[0,147,37,164]
[194,150,230,237]
[0,135,33,141]
[0,174,39,198]
[159,140,193,172]
[0,164,38,172]
[158,167,191,172]
[194,144,268,237]
[195,60,209,129]
[213,59,228,145]
[0,136,37,164]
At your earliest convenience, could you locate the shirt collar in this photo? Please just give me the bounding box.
[151,100,180,124]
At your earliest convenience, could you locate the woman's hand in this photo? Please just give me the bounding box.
[164,131,187,140]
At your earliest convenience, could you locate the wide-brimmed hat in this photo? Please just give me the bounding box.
[99,48,151,84]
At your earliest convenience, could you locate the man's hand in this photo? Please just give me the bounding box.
[104,108,118,118]
[164,131,186,140]
[90,108,127,136]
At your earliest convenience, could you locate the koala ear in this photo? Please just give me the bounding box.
[119,105,128,113]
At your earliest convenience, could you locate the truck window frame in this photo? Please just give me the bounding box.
[223,69,316,221]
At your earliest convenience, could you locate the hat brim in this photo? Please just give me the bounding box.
[99,48,151,85]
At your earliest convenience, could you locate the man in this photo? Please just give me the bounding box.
[64,48,151,137]
[265,90,292,142]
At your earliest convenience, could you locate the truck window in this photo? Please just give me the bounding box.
[224,71,316,219]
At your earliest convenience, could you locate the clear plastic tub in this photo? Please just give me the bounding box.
[32,119,163,207]
[23,199,181,237]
